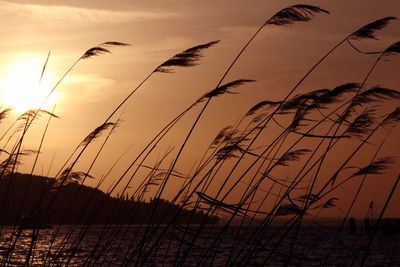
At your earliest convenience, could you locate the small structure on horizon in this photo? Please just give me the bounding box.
[364,217,370,235]
[349,217,357,235]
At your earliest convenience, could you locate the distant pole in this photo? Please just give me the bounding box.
[360,174,400,267]
[349,217,357,235]
[364,217,370,235]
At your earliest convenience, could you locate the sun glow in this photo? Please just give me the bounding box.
[0,59,59,114]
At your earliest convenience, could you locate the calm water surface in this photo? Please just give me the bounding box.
[0,225,399,266]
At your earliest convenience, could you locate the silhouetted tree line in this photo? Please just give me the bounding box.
[0,173,218,225]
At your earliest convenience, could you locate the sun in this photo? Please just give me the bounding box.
[0,58,59,114]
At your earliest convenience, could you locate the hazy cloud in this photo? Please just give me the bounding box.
[0,1,177,23]
[63,74,116,102]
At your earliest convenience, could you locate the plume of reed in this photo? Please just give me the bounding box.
[12,109,59,137]
[155,40,220,73]
[0,150,37,176]
[314,197,338,209]
[351,87,400,109]
[283,87,348,111]
[141,176,163,193]
[81,42,130,59]
[210,125,232,148]
[383,41,400,57]
[136,164,187,194]
[56,167,71,182]
[343,108,376,138]
[215,141,264,161]
[81,47,111,59]
[350,157,394,177]
[382,106,400,126]
[18,109,59,121]
[130,148,176,199]
[276,149,311,166]
[273,89,331,132]
[349,17,397,40]
[266,5,329,26]
[0,107,13,122]
[67,171,94,182]
[215,144,245,161]
[288,106,315,132]
[246,100,282,116]
[313,83,360,108]
[52,168,94,188]
[278,93,321,113]
[79,122,117,147]
[0,107,15,143]
[197,79,255,103]
[223,128,248,145]
[251,112,269,123]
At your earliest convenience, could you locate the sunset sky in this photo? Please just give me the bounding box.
[0,0,399,218]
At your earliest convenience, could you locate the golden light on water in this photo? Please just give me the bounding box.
[0,59,59,114]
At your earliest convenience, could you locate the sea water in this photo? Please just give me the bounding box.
[0,225,399,266]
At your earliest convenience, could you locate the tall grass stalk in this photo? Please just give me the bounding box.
[128,6,331,264]
[1,4,399,266]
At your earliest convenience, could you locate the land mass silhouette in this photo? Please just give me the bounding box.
[0,173,218,225]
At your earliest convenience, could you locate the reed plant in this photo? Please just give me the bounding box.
[0,3,399,266]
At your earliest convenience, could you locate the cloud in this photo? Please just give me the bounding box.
[63,74,116,102]
[0,1,177,23]
[67,74,114,88]
[218,26,257,39]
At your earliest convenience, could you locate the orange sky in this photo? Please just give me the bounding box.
[0,0,399,218]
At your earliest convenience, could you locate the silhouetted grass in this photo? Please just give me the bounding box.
[0,3,399,266]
